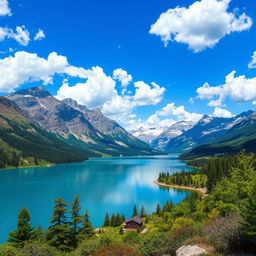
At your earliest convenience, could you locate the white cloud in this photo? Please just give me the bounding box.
[149,0,252,52]
[157,102,203,122]
[134,81,165,106]
[11,26,30,46]
[212,107,233,118]
[196,71,256,106]
[0,26,30,46]
[0,0,11,16]
[248,51,256,69]
[0,51,68,92]
[34,29,45,41]
[113,68,132,87]
[57,67,117,109]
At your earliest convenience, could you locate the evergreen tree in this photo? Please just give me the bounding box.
[110,214,115,227]
[8,208,35,248]
[241,182,256,239]
[140,205,146,218]
[80,210,94,238]
[70,195,82,246]
[103,212,110,227]
[156,204,161,216]
[133,205,138,216]
[46,198,71,251]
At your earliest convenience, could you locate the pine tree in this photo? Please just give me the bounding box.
[133,205,138,216]
[70,195,82,246]
[103,213,110,227]
[241,182,256,238]
[110,214,115,227]
[156,204,161,216]
[80,210,94,238]
[140,205,146,218]
[46,198,71,251]
[8,208,35,248]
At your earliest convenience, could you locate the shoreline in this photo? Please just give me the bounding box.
[154,180,207,196]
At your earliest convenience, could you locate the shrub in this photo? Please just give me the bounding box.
[203,212,241,254]
[71,239,101,256]
[167,227,199,255]
[139,232,168,256]
[0,244,21,256]
[172,217,194,230]
[122,231,140,245]
[21,241,61,256]
[93,243,140,256]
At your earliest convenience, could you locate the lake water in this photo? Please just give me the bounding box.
[0,154,194,242]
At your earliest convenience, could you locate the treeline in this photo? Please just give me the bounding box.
[158,170,207,188]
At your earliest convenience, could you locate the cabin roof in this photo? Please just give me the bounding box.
[125,216,143,224]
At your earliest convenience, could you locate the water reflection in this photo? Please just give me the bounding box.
[0,154,194,242]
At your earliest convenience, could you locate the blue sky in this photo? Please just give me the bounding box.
[0,0,256,131]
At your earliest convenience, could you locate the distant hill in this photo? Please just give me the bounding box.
[180,112,256,160]
[151,121,195,150]
[164,111,253,152]
[0,96,90,168]
[7,87,159,157]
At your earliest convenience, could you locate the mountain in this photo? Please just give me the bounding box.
[130,127,165,144]
[164,110,254,153]
[180,111,256,160]
[7,87,159,156]
[0,96,89,168]
[151,121,195,150]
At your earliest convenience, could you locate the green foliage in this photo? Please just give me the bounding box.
[140,205,146,218]
[80,210,94,239]
[0,244,21,256]
[8,208,36,248]
[139,232,168,256]
[132,205,138,217]
[103,213,110,227]
[122,231,140,245]
[46,198,71,251]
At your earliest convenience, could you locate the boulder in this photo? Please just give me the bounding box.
[176,245,206,256]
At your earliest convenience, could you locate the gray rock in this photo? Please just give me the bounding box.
[176,245,206,256]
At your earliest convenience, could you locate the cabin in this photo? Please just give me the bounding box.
[125,216,143,230]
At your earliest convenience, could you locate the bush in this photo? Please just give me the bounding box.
[122,231,140,245]
[21,241,61,256]
[167,227,199,255]
[71,239,101,256]
[93,243,140,256]
[203,212,241,254]
[0,244,21,256]
[139,232,168,256]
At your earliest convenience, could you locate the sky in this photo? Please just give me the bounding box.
[0,0,256,132]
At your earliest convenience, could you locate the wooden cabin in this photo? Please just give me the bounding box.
[125,216,143,230]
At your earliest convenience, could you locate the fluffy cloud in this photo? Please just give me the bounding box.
[0,0,11,16]
[212,107,233,118]
[149,0,252,52]
[248,51,256,69]
[57,67,117,109]
[0,26,30,46]
[34,29,45,41]
[0,51,68,92]
[157,102,203,122]
[113,68,132,87]
[134,81,165,106]
[196,71,256,106]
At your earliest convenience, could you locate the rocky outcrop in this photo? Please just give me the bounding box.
[176,245,206,256]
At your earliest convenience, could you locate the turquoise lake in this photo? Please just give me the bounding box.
[0,154,194,242]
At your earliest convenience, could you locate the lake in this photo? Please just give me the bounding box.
[0,154,194,242]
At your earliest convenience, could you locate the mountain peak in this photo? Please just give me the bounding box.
[15,86,51,98]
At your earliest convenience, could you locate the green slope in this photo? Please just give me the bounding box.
[180,118,256,160]
[0,97,90,168]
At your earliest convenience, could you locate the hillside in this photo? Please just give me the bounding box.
[164,111,253,153]
[180,112,256,160]
[0,97,90,168]
[7,87,159,156]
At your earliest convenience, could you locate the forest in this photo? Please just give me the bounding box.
[1,151,256,256]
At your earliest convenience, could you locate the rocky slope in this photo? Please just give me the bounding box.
[0,96,89,167]
[7,87,158,156]
[151,121,195,150]
[164,110,253,153]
